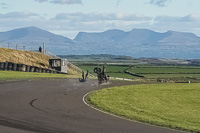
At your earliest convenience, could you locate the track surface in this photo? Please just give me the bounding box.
[0,79,185,133]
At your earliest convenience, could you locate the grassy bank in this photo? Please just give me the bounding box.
[0,71,78,81]
[0,47,50,68]
[87,83,200,132]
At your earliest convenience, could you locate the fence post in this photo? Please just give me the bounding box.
[43,43,45,54]
[8,43,10,49]
[16,44,18,50]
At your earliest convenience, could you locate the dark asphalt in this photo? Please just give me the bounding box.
[0,79,185,133]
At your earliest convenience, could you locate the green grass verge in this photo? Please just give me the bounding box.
[0,71,78,81]
[87,83,200,132]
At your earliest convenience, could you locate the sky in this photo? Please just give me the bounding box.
[0,0,200,39]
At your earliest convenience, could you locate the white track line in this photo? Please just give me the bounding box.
[83,92,126,119]
[83,91,187,133]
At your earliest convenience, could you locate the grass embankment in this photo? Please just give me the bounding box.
[87,83,200,132]
[0,47,81,79]
[0,47,50,68]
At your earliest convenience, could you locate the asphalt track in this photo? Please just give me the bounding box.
[0,79,185,133]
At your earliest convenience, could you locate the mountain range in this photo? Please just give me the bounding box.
[0,26,200,59]
[75,29,200,45]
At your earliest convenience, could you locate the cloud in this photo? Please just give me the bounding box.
[149,0,169,7]
[34,0,47,2]
[51,0,82,4]
[1,11,200,39]
[181,14,200,22]
[54,12,152,22]
[152,14,200,36]
[50,12,153,38]
[116,0,122,7]
[0,2,8,9]
[0,11,39,19]
[155,14,200,22]
[0,11,45,35]
[154,15,179,22]
[34,0,82,4]
[1,3,7,6]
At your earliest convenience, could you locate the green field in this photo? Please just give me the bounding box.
[79,65,136,78]
[87,83,200,132]
[0,71,77,81]
[128,66,200,74]
[126,66,200,78]
[79,65,200,82]
[59,54,144,65]
[62,55,200,80]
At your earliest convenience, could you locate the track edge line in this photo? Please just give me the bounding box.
[82,92,187,133]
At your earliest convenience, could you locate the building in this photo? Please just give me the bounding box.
[49,59,67,73]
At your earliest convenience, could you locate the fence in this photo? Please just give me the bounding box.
[0,43,37,51]
[0,62,63,74]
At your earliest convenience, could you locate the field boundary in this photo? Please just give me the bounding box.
[124,70,144,78]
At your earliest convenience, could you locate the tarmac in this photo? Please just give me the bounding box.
[0,79,186,133]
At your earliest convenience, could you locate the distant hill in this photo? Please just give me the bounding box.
[74,29,200,59]
[74,29,126,43]
[0,26,73,52]
[74,29,200,45]
[1,27,200,59]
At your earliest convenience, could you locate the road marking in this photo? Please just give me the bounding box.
[83,92,186,133]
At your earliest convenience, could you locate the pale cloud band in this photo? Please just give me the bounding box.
[0,11,200,38]
[1,3,7,6]
[54,12,152,22]
[0,11,39,18]
[34,0,169,6]
[149,0,169,7]
[0,2,8,9]
[34,0,82,4]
